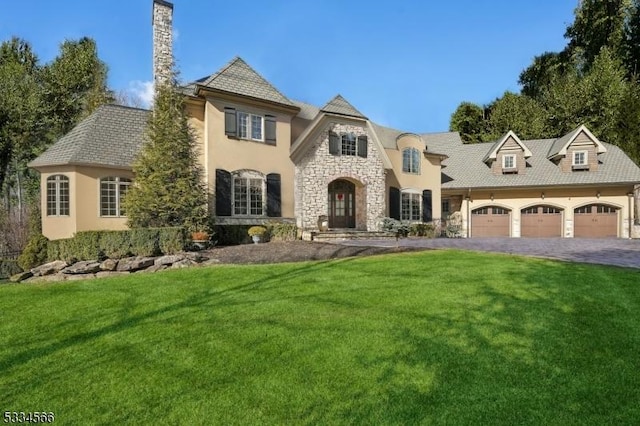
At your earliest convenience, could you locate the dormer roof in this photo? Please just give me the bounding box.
[482,130,532,163]
[320,95,367,119]
[547,124,607,160]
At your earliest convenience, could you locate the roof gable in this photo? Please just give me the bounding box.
[547,125,607,159]
[483,130,532,163]
[194,57,295,107]
[320,95,367,119]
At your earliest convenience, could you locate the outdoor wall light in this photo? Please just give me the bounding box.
[490,193,494,202]
[596,191,601,199]
[541,192,545,200]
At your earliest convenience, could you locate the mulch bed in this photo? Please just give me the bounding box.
[201,240,427,265]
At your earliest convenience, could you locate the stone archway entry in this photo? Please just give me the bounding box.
[328,179,355,229]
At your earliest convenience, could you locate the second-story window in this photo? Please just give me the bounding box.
[237,112,264,142]
[402,148,420,174]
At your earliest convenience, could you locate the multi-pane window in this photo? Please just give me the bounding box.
[503,154,515,169]
[401,192,421,221]
[341,133,357,156]
[543,206,560,214]
[442,199,450,215]
[237,112,263,141]
[402,148,420,174]
[573,151,587,166]
[46,175,70,216]
[100,177,131,217]
[233,173,264,216]
[597,205,616,214]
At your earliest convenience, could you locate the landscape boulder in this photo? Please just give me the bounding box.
[62,261,101,275]
[96,271,131,279]
[9,271,33,283]
[31,260,68,277]
[116,257,155,272]
[100,259,118,271]
[154,254,183,266]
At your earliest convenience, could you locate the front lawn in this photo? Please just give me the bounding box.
[1,250,639,424]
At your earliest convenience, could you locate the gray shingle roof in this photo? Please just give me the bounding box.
[29,105,150,169]
[193,57,296,107]
[429,135,640,189]
[320,95,367,119]
[291,100,320,120]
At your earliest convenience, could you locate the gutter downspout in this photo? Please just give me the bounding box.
[629,191,634,239]
[466,188,471,238]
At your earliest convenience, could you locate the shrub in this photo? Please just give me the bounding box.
[0,259,23,278]
[18,234,49,270]
[214,225,251,245]
[379,217,410,237]
[409,223,437,238]
[265,222,298,242]
[130,228,161,257]
[159,227,189,254]
[101,231,133,259]
[248,226,267,237]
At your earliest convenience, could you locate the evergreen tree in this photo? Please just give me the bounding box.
[124,76,208,231]
[449,102,487,143]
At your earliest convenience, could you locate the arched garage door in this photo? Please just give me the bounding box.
[471,207,510,237]
[521,205,562,237]
[574,204,618,238]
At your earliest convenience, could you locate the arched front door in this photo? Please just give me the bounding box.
[328,179,355,229]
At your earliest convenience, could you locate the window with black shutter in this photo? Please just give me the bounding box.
[422,189,433,222]
[215,169,232,216]
[357,135,368,158]
[329,131,340,155]
[224,108,237,137]
[266,173,281,217]
[389,187,400,220]
[265,115,276,145]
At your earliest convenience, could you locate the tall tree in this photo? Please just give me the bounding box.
[565,0,630,71]
[41,37,113,141]
[449,102,487,143]
[124,74,208,231]
[485,92,550,141]
[625,0,640,76]
[519,52,566,100]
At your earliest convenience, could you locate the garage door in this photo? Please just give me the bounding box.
[574,204,618,238]
[471,207,510,237]
[521,206,562,237]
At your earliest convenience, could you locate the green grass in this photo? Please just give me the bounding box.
[1,250,640,425]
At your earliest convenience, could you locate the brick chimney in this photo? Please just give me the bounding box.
[152,0,173,87]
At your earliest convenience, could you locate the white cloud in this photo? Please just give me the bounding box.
[127,80,155,108]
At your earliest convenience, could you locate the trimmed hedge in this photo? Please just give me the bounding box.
[213,225,252,246]
[18,234,49,270]
[265,222,299,242]
[47,227,188,262]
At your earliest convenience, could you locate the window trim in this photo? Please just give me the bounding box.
[46,174,70,217]
[502,154,516,169]
[402,148,421,174]
[237,111,264,142]
[99,176,131,217]
[231,170,266,216]
[400,189,421,221]
[573,150,588,166]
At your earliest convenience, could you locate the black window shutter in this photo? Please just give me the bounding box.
[329,131,339,155]
[266,173,282,217]
[357,135,368,158]
[224,108,237,137]
[389,187,400,220]
[265,115,276,145]
[422,189,433,222]
[215,169,232,216]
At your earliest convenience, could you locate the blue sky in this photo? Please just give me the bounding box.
[1,0,577,133]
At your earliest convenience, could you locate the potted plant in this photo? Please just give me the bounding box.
[190,230,210,249]
[247,226,267,244]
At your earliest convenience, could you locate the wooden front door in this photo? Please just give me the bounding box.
[328,179,355,229]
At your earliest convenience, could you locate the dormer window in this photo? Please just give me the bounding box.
[572,150,589,170]
[502,154,517,174]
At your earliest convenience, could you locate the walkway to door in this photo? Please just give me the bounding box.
[336,237,640,269]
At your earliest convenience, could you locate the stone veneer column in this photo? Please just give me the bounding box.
[152,0,173,87]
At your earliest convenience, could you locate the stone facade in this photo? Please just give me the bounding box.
[294,122,386,230]
[152,0,173,86]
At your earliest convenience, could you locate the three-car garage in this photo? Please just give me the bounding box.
[469,203,620,238]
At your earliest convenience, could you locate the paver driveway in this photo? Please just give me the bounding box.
[339,238,640,269]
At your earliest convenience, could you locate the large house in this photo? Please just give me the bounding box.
[29,0,640,240]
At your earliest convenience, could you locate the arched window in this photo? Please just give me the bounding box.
[402,148,420,174]
[232,170,265,216]
[100,177,131,217]
[46,175,70,216]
